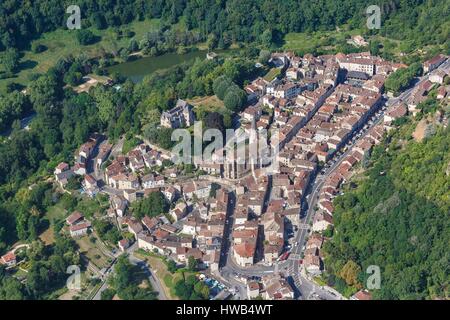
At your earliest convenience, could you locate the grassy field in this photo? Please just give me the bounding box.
[282,27,363,53]
[263,68,282,82]
[76,234,112,270]
[46,201,69,224]
[0,18,162,93]
[189,95,225,110]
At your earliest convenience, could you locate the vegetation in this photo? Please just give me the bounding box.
[109,255,158,300]
[323,126,450,299]
[174,273,210,300]
[132,191,169,219]
[385,63,423,95]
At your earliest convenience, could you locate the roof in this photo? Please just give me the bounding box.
[353,290,372,300]
[66,211,84,225]
[1,252,16,263]
[234,241,256,258]
[69,222,91,232]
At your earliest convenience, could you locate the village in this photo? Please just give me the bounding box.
[4,46,448,300]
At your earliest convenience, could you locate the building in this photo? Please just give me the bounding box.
[423,54,446,73]
[247,281,261,299]
[69,222,91,237]
[233,241,256,267]
[1,252,17,267]
[160,99,195,128]
[66,211,84,225]
[262,275,295,300]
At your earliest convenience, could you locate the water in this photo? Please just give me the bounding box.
[107,49,237,82]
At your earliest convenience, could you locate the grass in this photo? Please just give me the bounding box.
[46,201,68,224]
[282,27,362,53]
[0,18,162,93]
[76,234,111,270]
[189,95,225,110]
[263,68,282,82]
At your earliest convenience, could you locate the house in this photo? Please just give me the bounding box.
[247,281,261,299]
[54,169,74,188]
[66,211,84,225]
[242,106,262,122]
[163,186,177,202]
[141,216,159,232]
[96,143,112,169]
[233,241,256,267]
[169,202,188,222]
[69,222,91,237]
[1,252,17,267]
[73,162,87,176]
[160,99,195,128]
[118,239,130,252]
[183,181,211,200]
[312,211,333,232]
[141,174,164,189]
[84,174,98,189]
[109,173,140,190]
[351,35,368,47]
[429,70,447,84]
[304,254,322,275]
[351,289,372,300]
[54,162,69,175]
[436,86,447,100]
[262,274,295,300]
[127,220,144,239]
[111,195,128,217]
[423,54,446,73]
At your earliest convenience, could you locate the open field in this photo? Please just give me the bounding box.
[282,28,362,53]
[76,234,111,270]
[189,95,225,110]
[264,68,282,82]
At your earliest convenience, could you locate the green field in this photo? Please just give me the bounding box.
[282,27,363,53]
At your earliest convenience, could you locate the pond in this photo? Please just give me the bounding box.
[108,49,236,83]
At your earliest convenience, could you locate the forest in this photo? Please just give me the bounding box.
[322,125,450,299]
[1,0,449,52]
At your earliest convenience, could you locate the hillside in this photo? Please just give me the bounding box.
[323,124,449,299]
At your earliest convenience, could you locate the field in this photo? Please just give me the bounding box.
[76,234,112,270]
[282,27,362,53]
[189,95,225,110]
[263,68,282,82]
[0,18,162,93]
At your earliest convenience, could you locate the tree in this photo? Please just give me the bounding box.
[132,191,169,219]
[76,30,97,45]
[1,48,20,73]
[167,260,178,273]
[213,76,232,100]
[187,256,198,271]
[223,87,246,112]
[258,50,271,65]
[101,288,116,300]
[261,29,273,48]
[339,260,362,288]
